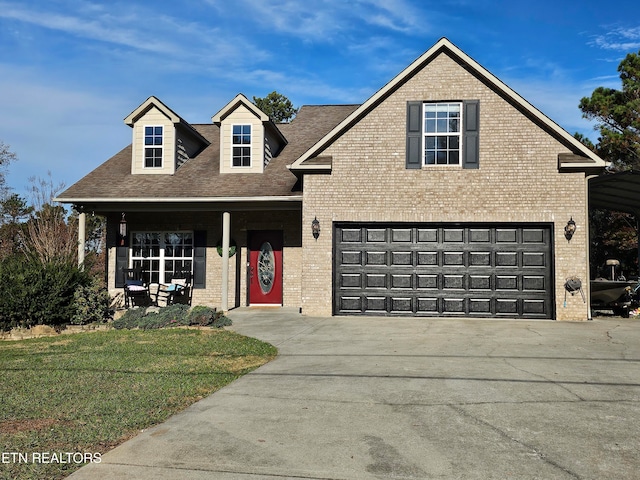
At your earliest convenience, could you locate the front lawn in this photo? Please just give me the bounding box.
[0,328,277,480]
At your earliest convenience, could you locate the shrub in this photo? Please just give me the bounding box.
[71,276,112,325]
[113,305,232,330]
[0,254,91,331]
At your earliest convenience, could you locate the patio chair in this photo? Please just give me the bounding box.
[155,271,192,307]
[123,267,151,308]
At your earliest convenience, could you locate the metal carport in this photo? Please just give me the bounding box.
[589,169,640,277]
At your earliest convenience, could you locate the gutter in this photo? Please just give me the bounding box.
[54,195,303,204]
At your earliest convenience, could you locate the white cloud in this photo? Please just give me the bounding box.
[589,26,640,51]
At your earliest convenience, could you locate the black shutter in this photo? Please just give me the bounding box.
[463,100,479,169]
[406,101,422,169]
[193,230,207,289]
[115,246,128,288]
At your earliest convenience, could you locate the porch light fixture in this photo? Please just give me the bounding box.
[119,213,127,245]
[311,216,320,240]
[564,217,576,241]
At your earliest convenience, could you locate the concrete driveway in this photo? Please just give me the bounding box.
[69,308,640,479]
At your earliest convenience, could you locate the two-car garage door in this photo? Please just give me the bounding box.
[334,223,554,319]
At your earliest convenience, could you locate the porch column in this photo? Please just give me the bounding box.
[221,211,231,312]
[77,211,86,268]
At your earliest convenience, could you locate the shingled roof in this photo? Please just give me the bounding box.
[57,104,359,204]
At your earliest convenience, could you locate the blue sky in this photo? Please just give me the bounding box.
[0,0,639,201]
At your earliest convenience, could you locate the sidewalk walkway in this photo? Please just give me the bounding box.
[68,309,640,479]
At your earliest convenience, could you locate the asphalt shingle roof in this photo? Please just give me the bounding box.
[58,104,360,201]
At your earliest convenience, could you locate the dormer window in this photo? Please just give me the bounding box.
[144,126,163,168]
[232,124,251,167]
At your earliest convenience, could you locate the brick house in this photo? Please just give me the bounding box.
[57,38,606,320]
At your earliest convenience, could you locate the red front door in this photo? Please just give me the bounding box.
[248,231,283,305]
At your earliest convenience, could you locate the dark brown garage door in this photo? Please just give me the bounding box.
[334,223,554,319]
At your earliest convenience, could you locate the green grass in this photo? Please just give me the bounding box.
[0,328,277,480]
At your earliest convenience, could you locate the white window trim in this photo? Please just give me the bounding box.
[422,102,463,167]
[231,123,252,168]
[143,125,164,169]
[130,231,193,284]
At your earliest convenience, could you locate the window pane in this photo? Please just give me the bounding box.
[449,136,459,149]
[242,135,251,144]
[233,125,241,134]
[425,137,435,149]
[154,137,162,145]
[426,151,435,164]
[145,126,153,135]
[425,119,436,133]
[437,119,448,132]
[449,151,460,164]
[154,127,163,135]
[449,119,459,132]
[436,151,447,164]
[437,136,447,149]
[145,137,153,145]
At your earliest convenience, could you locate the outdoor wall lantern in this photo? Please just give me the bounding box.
[118,213,127,246]
[564,217,576,241]
[311,216,320,240]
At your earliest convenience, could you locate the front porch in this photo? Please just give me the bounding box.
[75,200,303,312]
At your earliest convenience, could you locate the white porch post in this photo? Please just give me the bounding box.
[221,211,231,312]
[77,211,86,268]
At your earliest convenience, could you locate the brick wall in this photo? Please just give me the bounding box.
[301,53,591,320]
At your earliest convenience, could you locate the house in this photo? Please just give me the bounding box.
[57,38,607,320]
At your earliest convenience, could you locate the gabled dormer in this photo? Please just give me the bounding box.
[125,96,209,175]
[212,94,287,174]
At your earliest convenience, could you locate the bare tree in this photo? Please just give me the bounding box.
[24,173,77,264]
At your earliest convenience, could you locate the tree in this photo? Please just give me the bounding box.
[0,194,32,259]
[253,91,298,123]
[579,51,640,170]
[24,174,77,265]
[0,141,17,199]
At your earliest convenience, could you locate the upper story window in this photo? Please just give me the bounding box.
[232,124,251,167]
[406,100,478,170]
[424,102,461,165]
[144,126,163,168]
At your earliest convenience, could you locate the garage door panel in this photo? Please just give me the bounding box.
[391,274,413,289]
[469,229,491,243]
[417,229,438,242]
[334,223,553,319]
[391,251,412,265]
[341,228,362,243]
[417,297,439,313]
[523,276,546,291]
[365,273,387,289]
[470,298,491,313]
[391,297,413,313]
[418,252,438,265]
[523,228,545,243]
[341,251,362,265]
[392,228,412,242]
[443,229,464,242]
[417,274,438,289]
[365,296,386,312]
[366,251,387,265]
[496,229,518,243]
[366,229,386,242]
